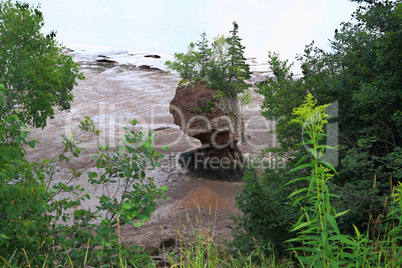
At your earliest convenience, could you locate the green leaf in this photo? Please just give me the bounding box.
[160,186,168,192]
[88,172,97,179]
[334,210,349,218]
[73,209,84,217]
[294,153,311,166]
[122,203,131,210]
[42,158,50,166]
[144,142,151,148]
[290,162,315,173]
[291,220,316,232]
[130,211,138,218]
[325,212,340,235]
[316,144,335,150]
[329,235,356,246]
[285,176,311,186]
[288,187,309,199]
[134,222,142,228]
[318,160,339,176]
[291,195,309,207]
[0,234,9,240]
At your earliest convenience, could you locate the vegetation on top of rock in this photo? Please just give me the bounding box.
[165,22,252,98]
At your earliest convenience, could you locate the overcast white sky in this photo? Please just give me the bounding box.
[24,0,359,62]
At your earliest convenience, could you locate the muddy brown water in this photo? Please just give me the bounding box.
[25,60,277,248]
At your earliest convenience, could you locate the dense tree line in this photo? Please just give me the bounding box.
[234,0,401,256]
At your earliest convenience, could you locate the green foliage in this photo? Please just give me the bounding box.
[231,54,310,257]
[299,0,401,154]
[232,58,313,254]
[0,115,167,266]
[205,99,214,112]
[235,2,401,263]
[224,22,252,97]
[299,0,401,234]
[255,52,307,153]
[239,89,251,106]
[0,3,163,263]
[166,42,199,83]
[0,88,52,264]
[386,181,402,263]
[286,94,351,267]
[231,165,300,256]
[0,0,83,128]
[195,32,211,78]
[212,89,224,104]
[287,94,402,267]
[255,0,401,236]
[165,22,251,97]
[89,119,167,227]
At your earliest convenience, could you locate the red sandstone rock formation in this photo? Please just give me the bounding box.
[169,82,244,178]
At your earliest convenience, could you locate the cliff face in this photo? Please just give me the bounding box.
[169,82,244,180]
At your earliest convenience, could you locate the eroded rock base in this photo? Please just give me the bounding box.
[178,147,244,181]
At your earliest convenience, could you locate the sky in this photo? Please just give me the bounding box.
[23,0,359,62]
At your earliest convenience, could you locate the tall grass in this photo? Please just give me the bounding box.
[166,202,294,268]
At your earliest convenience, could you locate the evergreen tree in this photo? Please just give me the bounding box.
[225,22,251,97]
[195,32,211,78]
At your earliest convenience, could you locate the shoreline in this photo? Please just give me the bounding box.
[64,45,274,82]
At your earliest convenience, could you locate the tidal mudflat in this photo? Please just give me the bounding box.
[25,48,277,247]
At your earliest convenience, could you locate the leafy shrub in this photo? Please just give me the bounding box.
[231,51,308,257]
[0,111,167,266]
[255,52,306,153]
[0,93,52,264]
[231,159,301,256]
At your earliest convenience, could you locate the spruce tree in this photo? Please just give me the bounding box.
[195,32,211,78]
[225,22,251,97]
